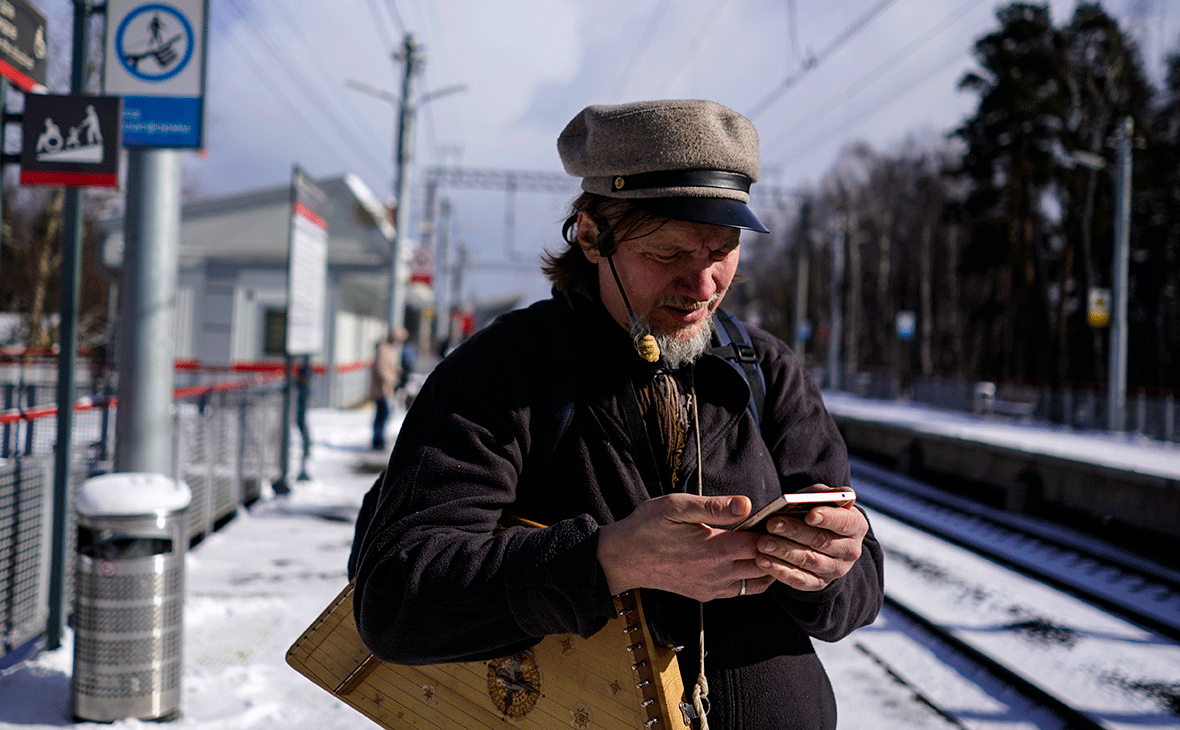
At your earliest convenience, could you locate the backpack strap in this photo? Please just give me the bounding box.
[710,309,766,430]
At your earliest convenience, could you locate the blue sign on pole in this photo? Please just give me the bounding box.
[121,96,202,147]
[896,311,916,342]
[103,0,207,148]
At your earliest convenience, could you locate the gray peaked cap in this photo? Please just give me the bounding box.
[558,99,769,233]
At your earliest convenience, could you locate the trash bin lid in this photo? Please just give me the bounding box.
[77,472,192,517]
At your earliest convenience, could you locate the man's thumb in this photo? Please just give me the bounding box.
[668,494,751,525]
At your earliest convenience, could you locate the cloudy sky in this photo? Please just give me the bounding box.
[41,0,1180,305]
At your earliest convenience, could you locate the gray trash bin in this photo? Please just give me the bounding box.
[71,472,191,722]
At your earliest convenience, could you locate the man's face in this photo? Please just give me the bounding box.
[579,212,740,356]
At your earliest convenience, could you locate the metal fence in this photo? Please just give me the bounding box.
[0,365,284,668]
[825,368,1179,444]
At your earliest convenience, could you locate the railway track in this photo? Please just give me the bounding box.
[849,457,1180,729]
[862,599,1105,730]
[850,457,1180,642]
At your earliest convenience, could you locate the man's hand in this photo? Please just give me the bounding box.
[753,498,869,592]
[596,493,755,601]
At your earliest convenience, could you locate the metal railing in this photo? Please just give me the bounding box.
[823,368,1179,444]
[0,364,285,668]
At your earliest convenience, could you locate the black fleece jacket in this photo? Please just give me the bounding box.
[349,290,884,730]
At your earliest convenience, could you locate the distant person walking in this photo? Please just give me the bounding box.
[370,328,406,451]
[396,336,418,409]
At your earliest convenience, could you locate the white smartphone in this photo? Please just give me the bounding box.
[734,485,857,532]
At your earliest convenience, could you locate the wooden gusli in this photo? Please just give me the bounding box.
[286,580,691,729]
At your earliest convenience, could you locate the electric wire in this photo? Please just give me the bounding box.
[367,0,396,57]
[786,0,802,69]
[260,0,390,155]
[651,0,731,98]
[611,0,673,101]
[747,0,903,120]
[419,1,456,167]
[219,0,391,182]
[769,40,973,173]
[219,21,371,178]
[764,0,989,154]
[385,0,408,37]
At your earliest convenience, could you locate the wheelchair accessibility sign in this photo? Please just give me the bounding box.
[103,0,207,148]
[20,94,121,187]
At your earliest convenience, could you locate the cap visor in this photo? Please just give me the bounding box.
[633,197,769,234]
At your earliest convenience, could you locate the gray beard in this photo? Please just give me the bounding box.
[632,314,715,370]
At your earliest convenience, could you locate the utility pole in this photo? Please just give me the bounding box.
[388,33,421,334]
[349,37,464,337]
[1108,116,1132,432]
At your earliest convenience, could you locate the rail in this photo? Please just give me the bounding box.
[852,458,1180,642]
[852,458,1180,727]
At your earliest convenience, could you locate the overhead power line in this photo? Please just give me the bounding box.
[611,0,673,100]
[765,0,990,153]
[770,41,973,171]
[367,0,396,54]
[747,0,903,120]
[385,0,408,36]
[219,25,369,177]
[263,0,389,148]
[786,0,803,70]
[652,0,731,97]
[220,0,390,182]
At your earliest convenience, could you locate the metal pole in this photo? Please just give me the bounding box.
[274,353,292,494]
[0,76,6,281]
[827,222,844,391]
[1108,116,1132,433]
[388,33,420,333]
[297,354,311,481]
[436,197,452,347]
[47,0,91,652]
[114,149,182,474]
[793,237,809,358]
[420,174,438,350]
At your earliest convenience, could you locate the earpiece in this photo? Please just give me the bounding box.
[596,230,615,258]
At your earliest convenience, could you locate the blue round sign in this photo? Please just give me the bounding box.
[115,4,195,82]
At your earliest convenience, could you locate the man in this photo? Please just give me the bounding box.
[349,100,883,730]
[369,328,405,451]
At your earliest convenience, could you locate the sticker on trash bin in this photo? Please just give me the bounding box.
[99,560,117,577]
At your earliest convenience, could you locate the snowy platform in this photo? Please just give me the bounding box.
[2,404,1160,730]
[824,392,1180,540]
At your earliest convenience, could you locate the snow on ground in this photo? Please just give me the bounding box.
[7,402,1172,729]
[0,406,393,730]
[868,509,1180,729]
[823,392,1180,480]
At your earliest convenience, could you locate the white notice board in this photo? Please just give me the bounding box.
[285,170,328,356]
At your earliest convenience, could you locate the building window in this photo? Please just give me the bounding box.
[263,308,286,356]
